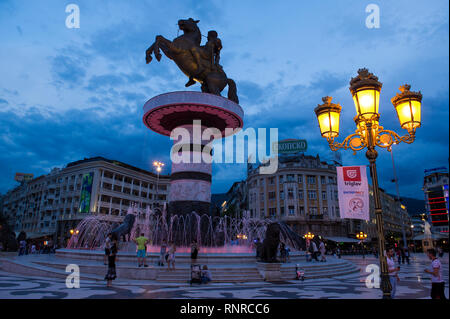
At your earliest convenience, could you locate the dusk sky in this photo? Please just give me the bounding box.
[0,0,448,200]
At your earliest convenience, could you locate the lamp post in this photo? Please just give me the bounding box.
[153,161,165,210]
[314,68,422,299]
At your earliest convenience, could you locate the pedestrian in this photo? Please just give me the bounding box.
[104,233,112,265]
[396,248,401,264]
[401,247,406,264]
[18,239,26,256]
[159,240,167,266]
[201,265,213,284]
[255,238,262,259]
[404,248,410,265]
[134,233,149,267]
[105,234,118,287]
[424,248,447,300]
[311,241,319,261]
[167,242,176,271]
[279,243,287,263]
[31,243,36,254]
[190,240,199,263]
[336,247,341,259]
[437,247,444,258]
[285,245,291,262]
[387,247,401,299]
[319,240,326,262]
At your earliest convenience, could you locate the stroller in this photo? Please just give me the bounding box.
[190,264,202,285]
[295,264,305,281]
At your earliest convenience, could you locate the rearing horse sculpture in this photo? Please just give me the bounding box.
[145,18,239,104]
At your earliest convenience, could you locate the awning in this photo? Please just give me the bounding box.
[325,236,361,243]
[412,233,448,240]
[27,233,54,239]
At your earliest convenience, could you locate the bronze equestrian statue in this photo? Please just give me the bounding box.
[145,18,239,104]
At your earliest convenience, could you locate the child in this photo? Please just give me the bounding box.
[201,265,212,284]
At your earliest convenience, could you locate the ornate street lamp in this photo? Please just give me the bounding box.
[304,232,315,240]
[314,68,422,299]
[356,231,368,240]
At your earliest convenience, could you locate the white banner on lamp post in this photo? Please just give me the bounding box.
[337,165,370,221]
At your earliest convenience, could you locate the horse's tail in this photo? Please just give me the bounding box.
[227,79,239,104]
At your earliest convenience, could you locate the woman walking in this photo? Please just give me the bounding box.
[105,234,118,287]
[167,242,176,271]
[190,240,199,263]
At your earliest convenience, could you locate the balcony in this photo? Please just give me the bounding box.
[308,214,324,220]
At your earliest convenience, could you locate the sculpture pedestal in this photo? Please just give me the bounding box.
[143,91,244,216]
[257,262,283,282]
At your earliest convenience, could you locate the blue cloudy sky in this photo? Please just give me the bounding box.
[0,0,448,200]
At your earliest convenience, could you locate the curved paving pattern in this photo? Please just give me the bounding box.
[0,253,447,299]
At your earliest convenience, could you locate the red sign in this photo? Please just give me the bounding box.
[343,167,361,182]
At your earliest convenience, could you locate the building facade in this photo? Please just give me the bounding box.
[423,171,449,234]
[1,157,170,244]
[246,152,413,243]
[247,153,349,237]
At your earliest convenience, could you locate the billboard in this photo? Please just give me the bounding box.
[14,173,34,182]
[272,139,307,154]
[336,166,370,221]
[78,172,94,213]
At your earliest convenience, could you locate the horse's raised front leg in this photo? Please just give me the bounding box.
[155,35,183,61]
[146,43,155,64]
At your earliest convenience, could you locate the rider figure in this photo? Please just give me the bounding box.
[185,30,223,87]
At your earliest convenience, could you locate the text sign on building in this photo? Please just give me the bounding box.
[336,166,370,221]
[79,172,94,213]
[272,139,307,154]
[14,172,34,182]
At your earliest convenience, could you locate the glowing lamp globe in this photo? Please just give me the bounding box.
[391,84,422,132]
[349,68,382,120]
[314,96,342,138]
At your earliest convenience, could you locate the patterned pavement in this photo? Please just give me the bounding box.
[0,253,447,299]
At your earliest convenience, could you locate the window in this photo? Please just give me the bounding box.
[308,190,317,200]
[328,176,334,184]
[260,192,265,201]
[288,188,294,199]
[287,174,295,182]
[260,208,265,218]
[280,191,284,200]
[309,207,318,215]
[280,207,285,216]
[269,177,275,185]
[279,175,284,183]
[269,207,277,218]
[322,191,327,200]
[298,190,304,200]
[323,207,328,215]
[307,176,316,184]
[336,206,340,217]
[269,192,276,200]
[321,176,326,184]
[288,206,295,215]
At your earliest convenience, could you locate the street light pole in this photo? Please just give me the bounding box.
[389,145,408,248]
[366,123,391,298]
[153,161,164,210]
[314,68,422,299]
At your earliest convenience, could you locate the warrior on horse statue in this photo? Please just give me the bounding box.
[145,18,239,104]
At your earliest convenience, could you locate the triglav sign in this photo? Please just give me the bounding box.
[273,139,307,154]
[336,166,370,221]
